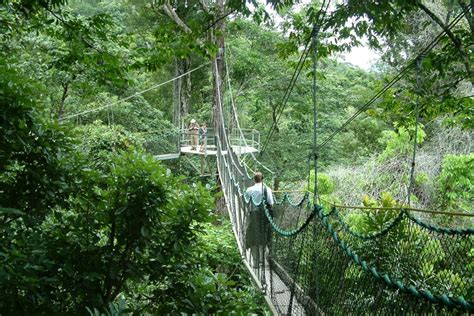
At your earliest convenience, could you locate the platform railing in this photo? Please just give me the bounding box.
[179,128,260,155]
[141,129,181,156]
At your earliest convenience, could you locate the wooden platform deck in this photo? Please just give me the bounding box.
[181,145,259,156]
[154,145,258,161]
[154,153,181,160]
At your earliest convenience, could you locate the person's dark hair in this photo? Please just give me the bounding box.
[253,172,263,183]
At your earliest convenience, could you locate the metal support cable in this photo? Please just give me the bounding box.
[60,62,210,121]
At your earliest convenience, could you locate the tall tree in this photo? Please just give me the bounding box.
[153,1,195,127]
[211,0,226,131]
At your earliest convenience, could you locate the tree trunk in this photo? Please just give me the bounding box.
[173,58,191,128]
[173,59,181,127]
[270,98,279,133]
[212,0,226,215]
[212,0,225,132]
[57,81,69,120]
[184,59,191,118]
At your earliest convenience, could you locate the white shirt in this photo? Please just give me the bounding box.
[245,183,274,206]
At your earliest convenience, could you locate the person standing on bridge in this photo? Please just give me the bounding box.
[199,123,207,152]
[188,119,199,150]
[245,172,274,268]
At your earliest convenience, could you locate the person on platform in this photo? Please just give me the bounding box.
[199,123,207,152]
[188,119,199,150]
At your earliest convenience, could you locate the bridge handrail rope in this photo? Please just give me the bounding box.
[317,206,474,311]
[243,183,473,220]
[220,127,247,178]
[60,62,210,122]
[322,200,474,218]
[267,192,474,217]
[214,76,248,180]
[405,211,474,235]
[332,206,407,240]
[266,190,474,240]
[264,203,316,237]
[273,191,310,207]
[221,132,251,181]
[319,197,474,235]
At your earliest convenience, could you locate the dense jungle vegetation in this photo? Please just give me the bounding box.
[0,0,472,314]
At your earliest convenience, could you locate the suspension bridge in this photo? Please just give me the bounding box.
[59,5,474,314]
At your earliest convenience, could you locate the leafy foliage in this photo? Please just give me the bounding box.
[0,60,75,221]
[131,219,268,314]
[307,171,334,195]
[0,51,219,314]
[436,153,473,211]
[377,125,426,162]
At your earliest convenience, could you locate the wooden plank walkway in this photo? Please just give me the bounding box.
[263,263,306,315]
[244,250,307,315]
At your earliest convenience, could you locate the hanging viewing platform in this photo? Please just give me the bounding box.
[146,128,261,161]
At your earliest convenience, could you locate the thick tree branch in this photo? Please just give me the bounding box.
[445,0,454,24]
[417,1,473,83]
[203,7,237,33]
[160,2,192,34]
[457,0,474,33]
[199,0,209,12]
[58,81,69,120]
[417,2,462,48]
